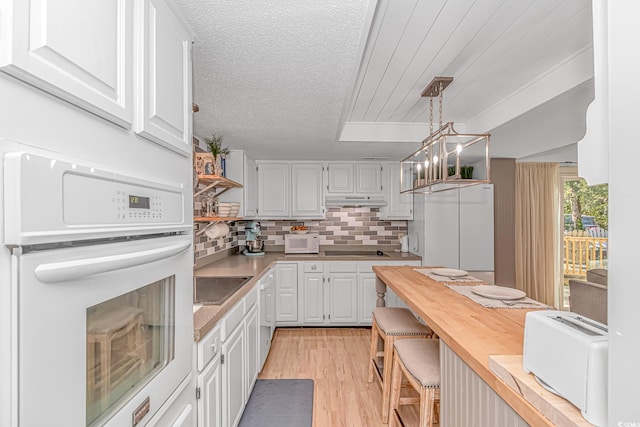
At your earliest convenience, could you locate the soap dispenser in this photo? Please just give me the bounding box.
[400,235,409,253]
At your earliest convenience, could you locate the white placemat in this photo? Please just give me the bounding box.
[445,284,551,309]
[414,268,484,283]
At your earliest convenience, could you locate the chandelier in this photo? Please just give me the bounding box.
[400,77,491,194]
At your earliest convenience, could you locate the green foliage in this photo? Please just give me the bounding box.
[563,180,608,229]
[204,133,230,159]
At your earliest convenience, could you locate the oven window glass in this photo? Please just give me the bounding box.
[86,276,175,426]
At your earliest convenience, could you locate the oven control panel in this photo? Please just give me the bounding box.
[3,151,189,245]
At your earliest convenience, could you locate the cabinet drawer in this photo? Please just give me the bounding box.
[220,301,245,342]
[244,284,258,311]
[197,326,221,371]
[328,261,357,273]
[303,262,323,273]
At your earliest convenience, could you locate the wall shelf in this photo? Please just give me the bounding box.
[194,217,243,222]
[194,174,243,198]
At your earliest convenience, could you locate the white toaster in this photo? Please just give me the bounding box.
[523,310,608,426]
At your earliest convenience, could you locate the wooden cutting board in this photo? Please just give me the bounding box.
[488,355,594,427]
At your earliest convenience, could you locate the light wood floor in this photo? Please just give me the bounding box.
[258,328,425,427]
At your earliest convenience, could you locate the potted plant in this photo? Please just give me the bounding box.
[204,133,230,176]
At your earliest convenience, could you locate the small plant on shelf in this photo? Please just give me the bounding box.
[204,133,230,161]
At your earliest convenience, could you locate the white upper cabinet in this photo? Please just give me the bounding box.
[134,0,192,156]
[244,156,258,218]
[257,162,290,218]
[356,163,383,193]
[0,0,134,127]
[291,163,324,218]
[380,163,412,220]
[327,162,382,194]
[327,163,354,193]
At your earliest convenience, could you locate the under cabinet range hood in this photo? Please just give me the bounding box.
[325,195,387,208]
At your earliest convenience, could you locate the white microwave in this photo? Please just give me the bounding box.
[284,233,320,254]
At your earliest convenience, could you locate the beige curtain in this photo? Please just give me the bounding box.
[515,163,561,307]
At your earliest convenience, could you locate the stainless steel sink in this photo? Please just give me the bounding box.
[323,251,389,257]
[194,276,253,305]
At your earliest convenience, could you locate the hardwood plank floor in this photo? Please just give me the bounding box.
[258,328,424,427]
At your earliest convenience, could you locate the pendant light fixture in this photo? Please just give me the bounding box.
[400,77,491,194]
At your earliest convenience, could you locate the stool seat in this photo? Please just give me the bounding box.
[394,339,440,388]
[373,307,431,336]
[389,338,441,427]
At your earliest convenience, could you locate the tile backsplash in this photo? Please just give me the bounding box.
[193,207,407,262]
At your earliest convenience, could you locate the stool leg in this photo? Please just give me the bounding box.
[419,388,436,427]
[381,335,395,423]
[368,320,379,383]
[388,351,403,427]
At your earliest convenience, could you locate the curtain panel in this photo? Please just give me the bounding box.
[515,163,561,307]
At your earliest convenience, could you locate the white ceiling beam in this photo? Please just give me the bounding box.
[463,47,594,134]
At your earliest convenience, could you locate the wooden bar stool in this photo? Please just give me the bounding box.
[368,307,431,423]
[389,338,441,427]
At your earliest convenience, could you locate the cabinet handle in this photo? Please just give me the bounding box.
[311,265,317,271]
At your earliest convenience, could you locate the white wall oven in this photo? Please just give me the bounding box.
[3,150,193,426]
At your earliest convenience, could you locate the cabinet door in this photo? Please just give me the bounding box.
[303,273,324,323]
[459,185,494,271]
[356,163,382,194]
[424,189,460,269]
[135,0,192,155]
[222,324,245,427]
[380,163,413,219]
[327,273,358,323]
[358,273,377,324]
[0,0,133,127]
[244,155,258,218]
[245,305,259,395]
[257,163,290,218]
[275,263,298,322]
[198,356,222,427]
[327,163,354,193]
[291,163,324,218]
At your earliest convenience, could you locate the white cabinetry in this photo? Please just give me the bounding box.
[327,163,354,193]
[219,150,258,218]
[196,285,260,427]
[134,0,192,155]
[327,163,382,194]
[327,272,358,323]
[356,163,383,193]
[424,185,494,271]
[275,263,298,323]
[244,304,259,394]
[222,321,245,427]
[0,0,134,127]
[197,355,222,427]
[380,163,413,220]
[257,162,290,218]
[358,272,377,323]
[291,163,325,218]
[302,270,324,324]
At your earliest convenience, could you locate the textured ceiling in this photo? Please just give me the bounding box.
[172,0,594,161]
[173,0,373,160]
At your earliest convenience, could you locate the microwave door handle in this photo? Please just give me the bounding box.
[34,240,191,283]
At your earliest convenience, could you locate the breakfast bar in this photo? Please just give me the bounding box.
[373,265,588,427]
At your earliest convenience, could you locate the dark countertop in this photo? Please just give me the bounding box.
[193,250,421,341]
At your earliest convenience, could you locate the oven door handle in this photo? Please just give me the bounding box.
[34,240,191,283]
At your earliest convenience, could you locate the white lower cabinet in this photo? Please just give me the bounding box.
[197,356,222,427]
[245,304,259,394]
[196,284,262,427]
[327,273,358,323]
[275,263,298,323]
[302,272,324,323]
[358,272,377,323]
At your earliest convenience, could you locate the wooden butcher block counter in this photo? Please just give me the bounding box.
[373,265,562,427]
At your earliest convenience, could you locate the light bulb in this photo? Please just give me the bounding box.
[416,163,422,171]
[456,143,463,154]
[424,160,429,168]
[433,155,439,164]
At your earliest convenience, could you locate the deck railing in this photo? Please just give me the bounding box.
[563,233,608,276]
